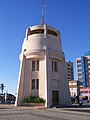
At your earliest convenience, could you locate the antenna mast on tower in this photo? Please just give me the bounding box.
[42,0,45,24]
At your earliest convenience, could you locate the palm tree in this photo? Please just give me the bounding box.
[0,84,5,94]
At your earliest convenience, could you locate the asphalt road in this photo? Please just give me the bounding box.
[0,104,90,120]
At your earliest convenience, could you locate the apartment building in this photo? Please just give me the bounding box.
[76,51,90,87]
[66,61,74,81]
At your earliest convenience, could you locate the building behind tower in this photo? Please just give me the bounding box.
[66,61,74,81]
[76,51,90,87]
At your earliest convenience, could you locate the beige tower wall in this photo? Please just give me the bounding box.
[15,24,71,107]
[39,58,45,99]
[23,59,31,97]
[59,61,71,105]
[15,56,31,106]
[46,53,71,107]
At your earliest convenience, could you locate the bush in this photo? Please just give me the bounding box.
[22,96,45,103]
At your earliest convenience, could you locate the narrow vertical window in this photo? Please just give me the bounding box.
[32,60,39,71]
[37,60,39,71]
[52,61,54,71]
[52,61,58,72]
[36,79,39,89]
[32,79,35,89]
[32,61,35,71]
[55,62,58,72]
[32,79,39,90]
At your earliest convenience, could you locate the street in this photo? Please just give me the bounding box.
[0,104,90,120]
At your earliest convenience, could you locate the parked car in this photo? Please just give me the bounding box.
[79,100,89,105]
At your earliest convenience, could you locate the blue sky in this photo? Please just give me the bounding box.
[0,0,90,95]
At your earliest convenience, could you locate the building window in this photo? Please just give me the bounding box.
[36,79,39,89]
[37,60,39,71]
[32,79,35,89]
[78,78,82,80]
[71,88,73,90]
[68,77,71,79]
[73,83,77,85]
[88,59,90,62]
[77,60,81,63]
[30,29,44,35]
[32,60,39,71]
[47,29,57,37]
[32,79,39,90]
[68,68,70,70]
[77,64,81,68]
[85,91,88,93]
[52,61,58,72]
[77,69,82,72]
[32,61,35,71]
[78,73,82,76]
[88,63,90,66]
[68,74,70,76]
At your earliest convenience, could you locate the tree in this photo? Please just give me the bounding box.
[0,84,5,94]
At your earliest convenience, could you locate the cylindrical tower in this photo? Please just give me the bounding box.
[15,24,71,107]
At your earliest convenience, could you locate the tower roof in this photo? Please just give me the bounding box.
[25,24,60,38]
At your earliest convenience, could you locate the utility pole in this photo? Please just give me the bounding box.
[0,83,5,94]
[42,0,45,24]
[5,90,8,103]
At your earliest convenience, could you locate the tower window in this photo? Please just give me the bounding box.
[32,79,35,89]
[52,61,58,72]
[36,79,39,89]
[47,29,57,36]
[32,61,35,71]
[30,29,44,35]
[32,79,39,90]
[32,60,39,71]
[37,60,39,71]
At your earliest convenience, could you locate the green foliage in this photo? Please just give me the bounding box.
[22,96,45,103]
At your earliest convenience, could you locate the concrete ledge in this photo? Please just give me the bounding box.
[22,103,45,109]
